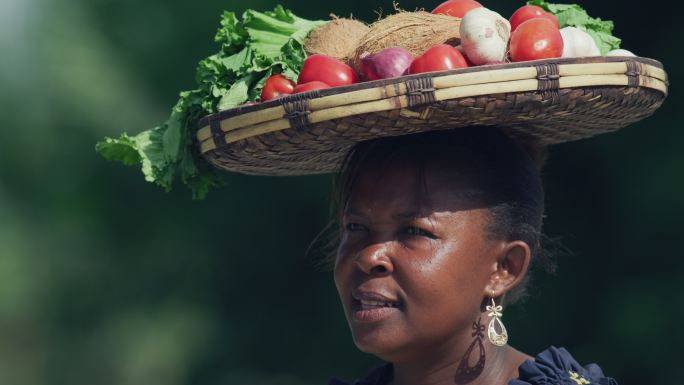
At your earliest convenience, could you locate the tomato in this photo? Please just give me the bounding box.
[408,44,469,74]
[260,74,295,101]
[298,54,358,87]
[509,18,563,62]
[293,81,332,93]
[509,5,559,31]
[432,0,482,18]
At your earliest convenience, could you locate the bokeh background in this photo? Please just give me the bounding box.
[1,0,682,384]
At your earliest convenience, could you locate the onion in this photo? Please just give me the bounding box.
[560,27,600,57]
[455,45,476,66]
[606,48,636,57]
[459,7,511,65]
[360,47,413,81]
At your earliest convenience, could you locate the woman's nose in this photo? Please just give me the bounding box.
[354,242,394,275]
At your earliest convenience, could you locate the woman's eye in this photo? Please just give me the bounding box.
[403,226,435,238]
[345,223,366,232]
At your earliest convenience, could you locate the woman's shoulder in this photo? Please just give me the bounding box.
[511,345,618,385]
[327,346,618,385]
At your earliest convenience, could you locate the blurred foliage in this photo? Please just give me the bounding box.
[0,0,682,384]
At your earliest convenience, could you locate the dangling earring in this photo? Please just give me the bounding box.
[486,297,508,347]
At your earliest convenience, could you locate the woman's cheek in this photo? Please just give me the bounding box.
[335,233,356,263]
[397,237,436,253]
[334,238,361,288]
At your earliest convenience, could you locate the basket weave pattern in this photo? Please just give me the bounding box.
[198,57,668,176]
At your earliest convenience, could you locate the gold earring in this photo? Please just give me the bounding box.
[486,297,508,347]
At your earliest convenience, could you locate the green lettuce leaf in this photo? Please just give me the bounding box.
[527,0,621,54]
[96,6,325,199]
[214,11,249,53]
[217,73,258,111]
[95,134,140,166]
[97,90,222,199]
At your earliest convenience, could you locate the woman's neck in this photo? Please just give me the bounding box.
[389,317,532,385]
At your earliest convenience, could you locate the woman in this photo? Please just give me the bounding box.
[328,127,616,385]
[91,2,669,381]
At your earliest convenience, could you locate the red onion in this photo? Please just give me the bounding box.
[360,47,413,81]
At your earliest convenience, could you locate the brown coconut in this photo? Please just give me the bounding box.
[350,11,462,72]
[304,18,370,62]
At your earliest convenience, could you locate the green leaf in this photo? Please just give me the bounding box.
[266,4,296,23]
[281,39,303,61]
[527,0,621,55]
[555,7,589,27]
[132,128,166,183]
[96,5,323,198]
[584,29,621,55]
[219,46,253,73]
[526,0,549,11]
[280,67,298,82]
[95,134,141,166]
[248,68,274,101]
[545,3,576,13]
[217,73,257,110]
[247,29,294,58]
[243,8,300,37]
[163,112,183,160]
[289,20,326,44]
[180,149,222,200]
[243,8,325,59]
[527,0,574,13]
[215,11,248,53]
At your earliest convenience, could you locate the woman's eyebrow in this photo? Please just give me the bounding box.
[343,208,366,218]
[392,211,422,220]
[344,208,427,220]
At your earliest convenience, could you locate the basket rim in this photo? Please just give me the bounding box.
[196,55,668,176]
[197,55,667,155]
[197,55,666,131]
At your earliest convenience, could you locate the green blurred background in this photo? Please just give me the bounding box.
[0,0,682,384]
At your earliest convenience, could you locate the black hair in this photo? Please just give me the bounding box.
[317,127,557,304]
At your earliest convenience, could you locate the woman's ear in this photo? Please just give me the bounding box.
[484,241,531,297]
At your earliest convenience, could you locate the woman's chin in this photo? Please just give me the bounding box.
[351,326,404,358]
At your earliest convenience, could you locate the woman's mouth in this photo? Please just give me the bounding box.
[351,291,402,322]
[358,299,401,310]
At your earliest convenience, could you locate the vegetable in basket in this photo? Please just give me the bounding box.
[96,1,624,199]
[96,6,327,199]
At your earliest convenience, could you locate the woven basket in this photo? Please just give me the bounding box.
[197,56,668,176]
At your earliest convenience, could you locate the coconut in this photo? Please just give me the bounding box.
[304,18,370,61]
[350,12,462,71]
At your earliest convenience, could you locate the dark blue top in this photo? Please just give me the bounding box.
[329,346,618,385]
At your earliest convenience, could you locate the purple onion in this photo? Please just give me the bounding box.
[360,47,413,81]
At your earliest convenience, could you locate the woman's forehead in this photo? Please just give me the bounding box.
[345,159,485,217]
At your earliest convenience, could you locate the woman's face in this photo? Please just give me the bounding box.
[334,158,507,363]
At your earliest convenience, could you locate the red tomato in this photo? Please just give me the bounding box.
[509,18,563,62]
[509,5,559,31]
[293,81,332,93]
[260,74,295,101]
[432,0,482,18]
[408,44,468,74]
[298,54,358,87]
